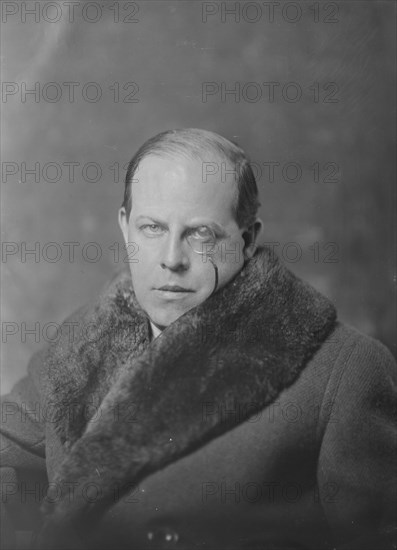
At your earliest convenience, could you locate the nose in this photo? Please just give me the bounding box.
[160,233,190,272]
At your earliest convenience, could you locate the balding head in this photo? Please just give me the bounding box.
[122,128,260,229]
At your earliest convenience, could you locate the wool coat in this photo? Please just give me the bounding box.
[1,247,396,550]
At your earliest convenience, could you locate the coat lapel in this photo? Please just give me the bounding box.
[41,246,336,530]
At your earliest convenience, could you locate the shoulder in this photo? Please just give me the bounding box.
[313,324,397,546]
[319,321,396,387]
[51,268,134,347]
[26,269,137,394]
[310,321,397,434]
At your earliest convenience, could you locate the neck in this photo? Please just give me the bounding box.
[149,320,164,340]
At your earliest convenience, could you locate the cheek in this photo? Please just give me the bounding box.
[125,239,154,288]
[129,250,154,283]
[128,232,156,269]
[215,247,245,287]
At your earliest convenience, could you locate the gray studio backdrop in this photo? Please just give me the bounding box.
[1,1,395,393]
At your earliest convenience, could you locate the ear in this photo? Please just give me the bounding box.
[242,219,263,260]
[118,207,129,245]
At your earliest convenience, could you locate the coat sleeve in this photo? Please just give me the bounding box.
[1,347,48,550]
[317,331,397,550]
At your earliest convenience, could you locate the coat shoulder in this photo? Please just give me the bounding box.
[296,321,396,428]
[306,320,397,438]
[308,319,395,372]
[319,320,396,380]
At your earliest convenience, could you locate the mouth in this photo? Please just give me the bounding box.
[156,285,194,293]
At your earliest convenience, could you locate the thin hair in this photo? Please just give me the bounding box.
[122,128,260,228]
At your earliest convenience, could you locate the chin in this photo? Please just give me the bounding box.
[150,312,181,328]
[148,303,195,328]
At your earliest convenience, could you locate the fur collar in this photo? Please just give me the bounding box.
[40,246,336,531]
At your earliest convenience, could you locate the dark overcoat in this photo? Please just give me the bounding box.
[1,247,396,550]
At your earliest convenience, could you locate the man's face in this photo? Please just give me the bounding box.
[119,153,248,328]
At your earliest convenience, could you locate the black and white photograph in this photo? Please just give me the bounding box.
[1,1,396,549]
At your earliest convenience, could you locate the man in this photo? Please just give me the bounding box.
[1,129,396,550]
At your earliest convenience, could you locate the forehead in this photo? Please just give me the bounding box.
[131,153,238,224]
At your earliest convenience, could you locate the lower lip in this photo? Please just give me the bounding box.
[155,289,193,299]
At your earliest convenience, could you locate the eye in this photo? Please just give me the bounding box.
[141,223,163,236]
[190,226,214,240]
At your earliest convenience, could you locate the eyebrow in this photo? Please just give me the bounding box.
[134,215,227,235]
